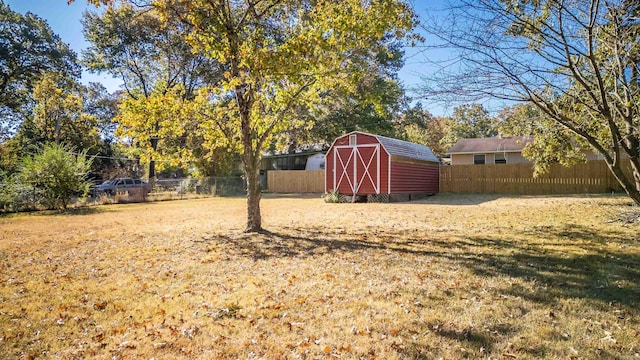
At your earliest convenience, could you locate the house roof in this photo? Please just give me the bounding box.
[342,131,440,162]
[448,136,533,154]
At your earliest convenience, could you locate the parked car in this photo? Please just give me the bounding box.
[94,178,152,196]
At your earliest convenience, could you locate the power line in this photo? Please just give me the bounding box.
[68,151,140,162]
[68,151,179,163]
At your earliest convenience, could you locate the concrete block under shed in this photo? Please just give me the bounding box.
[335,192,433,203]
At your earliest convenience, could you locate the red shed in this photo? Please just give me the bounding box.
[325,131,440,201]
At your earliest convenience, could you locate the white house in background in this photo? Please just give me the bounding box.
[448,136,606,165]
[447,136,534,165]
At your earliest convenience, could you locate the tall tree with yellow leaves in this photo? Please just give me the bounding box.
[79,0,416,232]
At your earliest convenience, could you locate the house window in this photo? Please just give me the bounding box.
[474,154,485,165]
[349,134,357,146]
[495,153,507,164]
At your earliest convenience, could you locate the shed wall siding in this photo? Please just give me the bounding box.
[390,162,439,193]
[379,149,390,194]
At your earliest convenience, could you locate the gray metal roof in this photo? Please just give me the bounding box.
[372,133,440,162]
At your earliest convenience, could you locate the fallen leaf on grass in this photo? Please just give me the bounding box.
[295,340,312,354]
[600,331,617,343]
[212,303,242,319]
[93,301,108,310]
[182,325,199,339]
[201,255,217,263]
[118,341,136,349]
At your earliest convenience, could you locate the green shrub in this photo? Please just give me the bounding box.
[0,173,36,212]
[19,144,93,209]
[323,190,340,203]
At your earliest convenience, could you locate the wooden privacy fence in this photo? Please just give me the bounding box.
[267,169,325,193]
[439,160,628,195]
[267,160,631,195]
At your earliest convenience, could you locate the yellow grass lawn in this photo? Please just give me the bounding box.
[1,194,639,359]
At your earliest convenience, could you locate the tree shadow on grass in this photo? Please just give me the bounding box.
[200,223,640,308]
[433,321,497,349]
[0,206,111,217]
[407,193,504,206]
[200,222,639,360]
[202,229,392,260]
[468,243,640,306]
[438,224,640,307]
[38,206,113,216]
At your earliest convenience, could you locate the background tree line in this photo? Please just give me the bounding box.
[3,0,638,227]
[0,0,580,210]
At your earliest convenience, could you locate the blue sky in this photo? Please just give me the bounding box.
[5,0,122,92]
[4,0,449,115]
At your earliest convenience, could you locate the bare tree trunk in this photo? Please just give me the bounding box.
[611,158,640,205]
[149,122,160,181]
[55,115,61,144]
[244,159,262,233]
[176,133,187,178]
[149,136,157,180]
[237,82,262,233]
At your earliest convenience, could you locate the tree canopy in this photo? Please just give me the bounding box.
[397,103,448,157]
[440,103,498,151]
[498,104,589,175]
[152,0,417,232]
[76,0,417,231]
[27,74,100,148]
[83,3,220,179]
[0,1,79,138]
[284,38,408,148]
